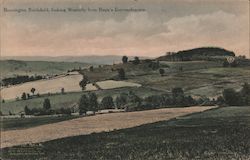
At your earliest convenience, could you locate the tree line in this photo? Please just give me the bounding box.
[23,88,198,116]
[15,83,250,117]
[1,75,44,87]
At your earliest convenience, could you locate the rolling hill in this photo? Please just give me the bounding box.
[0,60,90,79]
[1,55,149,65]
[157,47,235,61]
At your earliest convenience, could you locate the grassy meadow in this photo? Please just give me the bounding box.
[1,86,163,115]
[1,60,250,114]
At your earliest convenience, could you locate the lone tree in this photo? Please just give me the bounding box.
[79,94,89,115]
[21,92,27,100]
[118,68,125,80]
[79,76,88,91]
[31,88,36,95]
[43,98,51,110]
[133,56,140,65]
[122,56,128,64]
[101,96,114,109]
[88,93,98,113]
[159,68,165,76]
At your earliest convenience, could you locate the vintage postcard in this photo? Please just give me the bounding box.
[0,0,250,159]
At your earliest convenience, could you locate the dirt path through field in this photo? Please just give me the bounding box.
[1,106,216,148]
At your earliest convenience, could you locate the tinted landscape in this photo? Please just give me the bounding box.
[1,47,250,159]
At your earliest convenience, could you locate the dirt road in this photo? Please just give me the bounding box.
[1,106,216,148]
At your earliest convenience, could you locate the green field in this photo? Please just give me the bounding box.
[1,60,250,114]
[127,63,250,98]
[2,106,250,160]
[0,60,89,79]
[1,86,164,115]
[1,115,80,131]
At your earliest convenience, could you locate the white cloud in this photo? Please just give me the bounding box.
[2,10,249,57]
[146,11,248,56]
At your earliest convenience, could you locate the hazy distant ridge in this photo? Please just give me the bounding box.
[1,55,147,65]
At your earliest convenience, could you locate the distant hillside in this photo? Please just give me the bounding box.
[157,47,235,61]
[1,55,148,65]
[0,60,90,79]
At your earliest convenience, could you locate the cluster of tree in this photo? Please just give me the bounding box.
[78,91,142,114]
[78,88,200,114]
[24,98,72,116]
[20,88,37,100]
[79,93,98,115]
[139,88,197,110]
[1,75,44,86]
[217,83,250,106]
